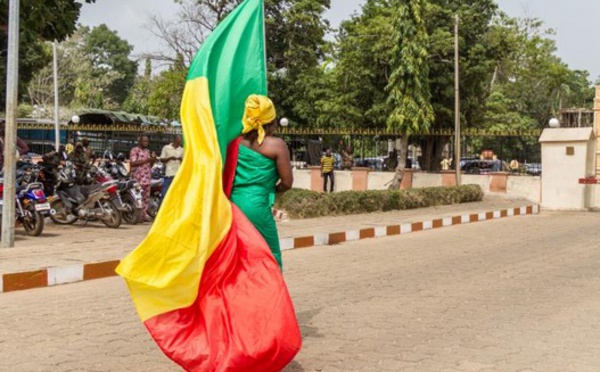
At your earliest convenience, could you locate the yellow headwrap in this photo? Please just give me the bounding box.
[242,94,277,145]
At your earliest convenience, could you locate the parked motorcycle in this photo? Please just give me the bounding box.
[147,178,163,219]
[0,173,49,237]
[49,163,122,228]
[99,152,143,224]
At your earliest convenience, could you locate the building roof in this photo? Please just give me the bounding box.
[71,109,170,126]
[538,128,595,143]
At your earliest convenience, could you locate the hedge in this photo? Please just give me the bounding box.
[275,185,484,219]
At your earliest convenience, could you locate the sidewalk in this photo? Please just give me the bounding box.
[0,195,538,292]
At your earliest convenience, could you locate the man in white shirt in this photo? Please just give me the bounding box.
[159,135,184,205]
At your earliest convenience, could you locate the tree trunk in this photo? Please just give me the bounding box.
[388,134,409,190]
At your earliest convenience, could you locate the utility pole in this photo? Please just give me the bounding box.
[53,41,60,151]
[2,0,20,248]
[454,15,461,185]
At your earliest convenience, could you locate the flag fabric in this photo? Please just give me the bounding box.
[116,0,302,370]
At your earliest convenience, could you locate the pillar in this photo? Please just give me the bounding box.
[309,166,322,192]
[490,172,509,193]
[400,169,416,190]
[351,167,370,191]
[441,170,457,187]
[594,85,600,175]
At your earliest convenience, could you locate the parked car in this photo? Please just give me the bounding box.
[354,157,386,171]
[461,159,509,174]
[525,163,542,176]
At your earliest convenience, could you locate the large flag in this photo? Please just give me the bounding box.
[116,0,302,371]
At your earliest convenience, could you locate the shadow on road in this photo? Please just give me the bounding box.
[283,360,305,371]
[297,307,324,340]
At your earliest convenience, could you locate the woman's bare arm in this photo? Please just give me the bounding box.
[273,139,293,192]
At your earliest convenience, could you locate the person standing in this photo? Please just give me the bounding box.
[130,135,156,222]
[159,135,184,204]
[341,146,354,170]
[510,159,520,174]
[58,145,69,163]
[65,141,74,155]
[81,138,95,166]
[69,142,89,184]
[321,148,335,192]
[230,95,293,269]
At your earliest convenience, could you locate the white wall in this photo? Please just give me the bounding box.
[541,142,590,210]
[462,174,491,193]
[507,176,541,203]
[334,171,353,192]
[290,169,541,202]
[412,173,443,188]
[292,168,311,190]
[368,172,395,190]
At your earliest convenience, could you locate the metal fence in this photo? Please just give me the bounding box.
[279,130,542,174]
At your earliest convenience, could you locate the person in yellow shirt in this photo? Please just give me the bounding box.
[320,148,335,192]
[510,159,520,174]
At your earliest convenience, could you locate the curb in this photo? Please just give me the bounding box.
[0,204,539,293]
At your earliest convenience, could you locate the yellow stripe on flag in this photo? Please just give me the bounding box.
[116,77,232,322]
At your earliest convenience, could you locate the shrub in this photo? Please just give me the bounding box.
[275,185,484,219]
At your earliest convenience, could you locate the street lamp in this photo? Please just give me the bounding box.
[549,118,560,128]
[71,115,80,124]
[279,117,289,127]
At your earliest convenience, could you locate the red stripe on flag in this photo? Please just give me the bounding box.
[144,205,302,372]
[223,137,242,198]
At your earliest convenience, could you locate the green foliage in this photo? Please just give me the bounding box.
[123,60,153,115]
[266,0,332,127]
[386,0,433,134]
[27,24,137,111]
[147,63,187,120]
[318,0,395,130]
[83,24,138,105]
[276,185,484,219]
[0,0,96,107]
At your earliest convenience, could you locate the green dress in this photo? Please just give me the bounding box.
[230,145,282,268]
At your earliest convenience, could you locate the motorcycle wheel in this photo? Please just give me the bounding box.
[49,199,78,225]
[121,193,141,225]
[147,195,160,219]
[22,207,44,237]
[99,199,122,228]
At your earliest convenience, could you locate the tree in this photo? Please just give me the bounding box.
[0,0,97,107]
[27,25,136,111]
[123,60,153,115]
[147,55,187,120]
[146,0,331,127]
[386,0,433,186]
[318,0,395,131]
[419,0,500,170]
[474,16,593,162]
[82,24,138,105]
[267,0,332,127]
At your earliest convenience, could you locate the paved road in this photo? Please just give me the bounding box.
[1,211,600,371]
[1,196,529,274]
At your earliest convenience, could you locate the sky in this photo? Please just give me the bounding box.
[79,0,600,79]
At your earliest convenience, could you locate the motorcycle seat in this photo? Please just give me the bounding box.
[80,184,104,197]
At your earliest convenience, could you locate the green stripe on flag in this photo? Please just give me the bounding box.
[186,0,267,161]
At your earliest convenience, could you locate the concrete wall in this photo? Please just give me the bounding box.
[335,171,353,192]
[292,169,312,191]
[541,142,592,210]
[291,169,541,202]
[412,173,443,188]
[368,172,395,190]
[462,174,491,193]
[507,176,541,203]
